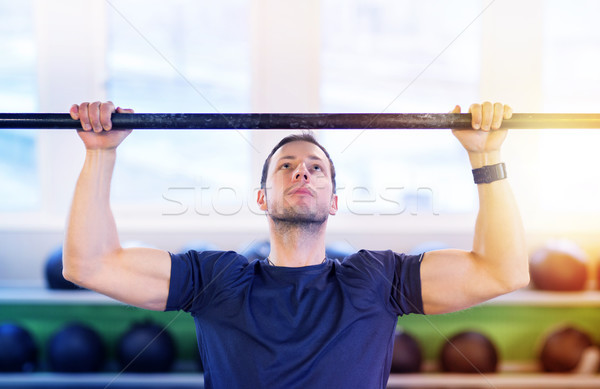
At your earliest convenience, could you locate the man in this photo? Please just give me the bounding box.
[64,101,528,388]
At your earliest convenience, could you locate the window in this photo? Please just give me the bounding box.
[106,0,252,215]
[539,0,600,214]
[320,0,482,216]
[0,0,38,212]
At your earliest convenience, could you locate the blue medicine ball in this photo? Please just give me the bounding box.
[241,240,270,261]
[0,323,37,372]
[45,245,80,290]
[117,322,176,373]
[48,322,106,372]
[180,241,219,254]
[326,241,356,261]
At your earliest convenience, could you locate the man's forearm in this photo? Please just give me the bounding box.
[470,151,529,290]
[63,149,121,283]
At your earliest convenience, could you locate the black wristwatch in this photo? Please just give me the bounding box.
[472,163,506,184]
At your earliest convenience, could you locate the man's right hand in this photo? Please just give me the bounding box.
[70,101,133,150]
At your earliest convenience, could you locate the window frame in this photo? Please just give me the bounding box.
[2,0,599,236]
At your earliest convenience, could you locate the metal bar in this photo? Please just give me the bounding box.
[0,113,600,130]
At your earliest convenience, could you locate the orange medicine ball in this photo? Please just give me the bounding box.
[439,331,498,373]
[529,240,588,291]
[540,326,593,372]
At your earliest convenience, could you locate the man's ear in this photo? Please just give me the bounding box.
[257,188,268,211]
[329,193,338,215]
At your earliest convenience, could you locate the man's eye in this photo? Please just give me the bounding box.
[281,163,290,169]
[313,165,322,171]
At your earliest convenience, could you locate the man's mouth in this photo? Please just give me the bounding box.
[288,187,314,196]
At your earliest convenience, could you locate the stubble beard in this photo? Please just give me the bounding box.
[267,199,329,235]
[270,211,328,234]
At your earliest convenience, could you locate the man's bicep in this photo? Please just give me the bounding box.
[88,247,172,311]
[420,249,505,315]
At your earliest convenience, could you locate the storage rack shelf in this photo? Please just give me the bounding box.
[1,372,600,388]
[2,287,600,388]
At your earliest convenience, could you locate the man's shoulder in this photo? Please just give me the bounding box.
[337,249,422,276]
[338,249,396,265]
[171,249,255,272]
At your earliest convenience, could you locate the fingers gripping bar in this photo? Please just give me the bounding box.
[0,113,599,130]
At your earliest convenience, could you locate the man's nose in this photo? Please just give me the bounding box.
[293,163,309,183]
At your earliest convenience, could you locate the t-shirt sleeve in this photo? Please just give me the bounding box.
[164,250,246,313]
[344,250,424,316]
[388,251,424,316]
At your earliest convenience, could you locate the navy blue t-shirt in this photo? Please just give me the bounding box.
[166,249,423,389]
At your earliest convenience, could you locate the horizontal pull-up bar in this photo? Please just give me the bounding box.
[1,113,599,130]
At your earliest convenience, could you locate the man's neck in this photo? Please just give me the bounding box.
[267,219,328,267]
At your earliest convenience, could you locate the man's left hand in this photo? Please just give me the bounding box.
[451,102,513,154]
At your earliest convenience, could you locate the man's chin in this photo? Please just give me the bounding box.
[269,212,328,226]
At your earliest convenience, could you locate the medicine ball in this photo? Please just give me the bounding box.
[529,240,588,291]
[440,331,498,373]
[0,322,37,372]
[391,330,422,373]
[180,241,219,254]
[45,245,81,290]
[47,322,106,372]
[241,240,270,262]
[540,326,594,372]
[117,321,176,373]
[326,241,355,261]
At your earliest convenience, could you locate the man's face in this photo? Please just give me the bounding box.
[257,140,338,224]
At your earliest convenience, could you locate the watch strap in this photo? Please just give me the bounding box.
[472,163,507,184]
